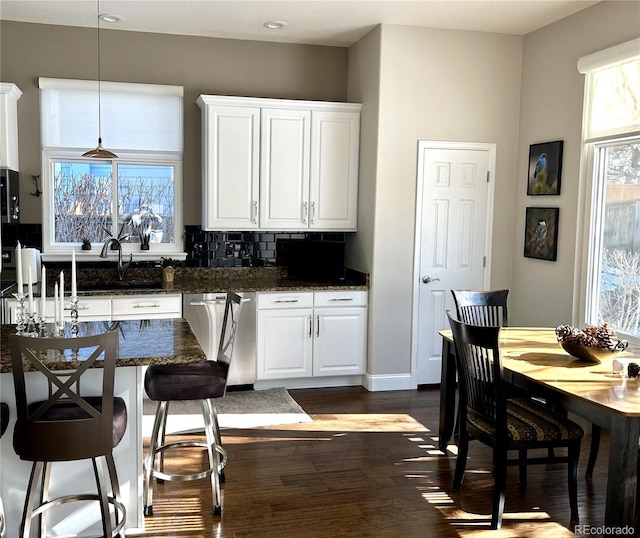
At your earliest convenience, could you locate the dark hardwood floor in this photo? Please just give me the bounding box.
[133,386,617,538]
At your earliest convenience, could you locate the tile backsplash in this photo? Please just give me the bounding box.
[184,226,347,268]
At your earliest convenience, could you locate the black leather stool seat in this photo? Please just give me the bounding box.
[145,361,228,402]
[14,397,127,460]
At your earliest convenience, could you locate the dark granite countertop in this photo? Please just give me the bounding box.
[0,319,205,373]
[2,266,369,298]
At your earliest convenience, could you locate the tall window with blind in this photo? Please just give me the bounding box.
[39,78,184,256]
[578,39,640,342]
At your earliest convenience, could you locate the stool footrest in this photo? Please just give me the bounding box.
[149,440,227,482]
[30,493,126,536]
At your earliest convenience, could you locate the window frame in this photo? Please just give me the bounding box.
[41,149,184,260]
[577,136,640,347]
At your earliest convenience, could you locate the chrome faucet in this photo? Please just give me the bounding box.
[100,237,132,281]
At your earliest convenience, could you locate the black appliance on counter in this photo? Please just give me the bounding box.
[284,239,346,282]
[0,168,20,224]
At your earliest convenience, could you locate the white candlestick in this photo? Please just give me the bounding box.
[16,241,23,294]
[59,271,64,322]
[71,250,77,299]
[27,266,34,314]
[54,282,59,325]
[40,265,46,320]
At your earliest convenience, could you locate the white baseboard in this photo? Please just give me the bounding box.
[363,373,415,392]
[254,373,416,392]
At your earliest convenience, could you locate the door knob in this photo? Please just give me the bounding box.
[422,276,440,284]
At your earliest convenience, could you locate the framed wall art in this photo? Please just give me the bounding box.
[527,140,563,195]
[524,207,559,261]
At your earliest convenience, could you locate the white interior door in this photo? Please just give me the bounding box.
[413,141,495,384]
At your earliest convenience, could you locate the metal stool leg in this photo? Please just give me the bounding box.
[144,400,168,516]
[203,399,222,515]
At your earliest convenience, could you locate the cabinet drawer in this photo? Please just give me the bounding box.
[257,292,314,309]
[67,297,112,320]
[314,290,367,308]
[112,294,182,320]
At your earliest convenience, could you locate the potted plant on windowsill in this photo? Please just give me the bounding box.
[81,238,92,251]
[160,257,181,285]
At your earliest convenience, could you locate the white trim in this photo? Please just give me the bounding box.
[577,38,640,73]
[197,94,361,113]
[38,77,184,96]
[410,140,496,388]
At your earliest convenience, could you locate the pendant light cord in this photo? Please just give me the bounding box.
[97,0,102,142]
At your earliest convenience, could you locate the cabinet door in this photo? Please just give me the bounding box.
[257,307,313,380]
[309,110,360,230]
[202,105,260,230]
[313,306,367,376]
[260,108,311,230]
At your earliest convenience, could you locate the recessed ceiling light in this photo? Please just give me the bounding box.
[99,13,123,23]
[263,21,287,30]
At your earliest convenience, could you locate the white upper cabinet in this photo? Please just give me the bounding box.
[197,95,361,231]
[0,83,22,171]
[260,108,311,229]
[198,100,260,230]
[310,110,360,230]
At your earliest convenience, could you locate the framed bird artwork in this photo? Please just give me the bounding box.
[524,207,559,261]
[527,140,563,195]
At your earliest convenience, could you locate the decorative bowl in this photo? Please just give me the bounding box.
[559,340,628,362]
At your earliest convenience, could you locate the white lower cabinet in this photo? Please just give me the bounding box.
[3,295,111,323]
[3,293,182,323]
[256,290,367,381]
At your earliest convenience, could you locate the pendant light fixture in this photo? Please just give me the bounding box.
[82,0,117,159]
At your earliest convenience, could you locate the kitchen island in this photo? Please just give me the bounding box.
[0,319,205,537]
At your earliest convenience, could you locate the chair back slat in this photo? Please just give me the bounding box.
[9,331,118,462]
[452,289,509,327]
[447,312,506,432]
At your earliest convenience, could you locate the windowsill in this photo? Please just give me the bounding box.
[41,251,188,263]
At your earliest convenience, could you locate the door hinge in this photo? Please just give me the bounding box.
[486,171,490,183]
[483,256,486,267]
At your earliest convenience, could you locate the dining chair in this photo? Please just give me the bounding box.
[9,331,127,538]
[451,289,509,327]
[143,292,247,517]
[447,312,583,529]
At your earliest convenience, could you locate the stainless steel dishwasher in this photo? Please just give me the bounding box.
[182,292,256,387]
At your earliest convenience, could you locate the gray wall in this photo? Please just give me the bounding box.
[0,20,349,225]
[512,1,640,328]
[349,25,522,377]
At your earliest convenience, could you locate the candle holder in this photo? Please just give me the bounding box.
[13,293,26,335]
[25,312,38,337]
[69,297,79,337]
[38,316,48,338]
[55,321,65,338]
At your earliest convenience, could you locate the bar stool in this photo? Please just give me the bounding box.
[143,292,247,517]
[0,402,9,538]
[9,332,127,537]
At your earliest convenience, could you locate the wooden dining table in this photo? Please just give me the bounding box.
[439,327,640,528]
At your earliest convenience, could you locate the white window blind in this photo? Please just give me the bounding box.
[578,38,640,141]
[39,78,183,153]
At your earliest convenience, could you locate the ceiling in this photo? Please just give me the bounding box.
[0,0,601,47]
